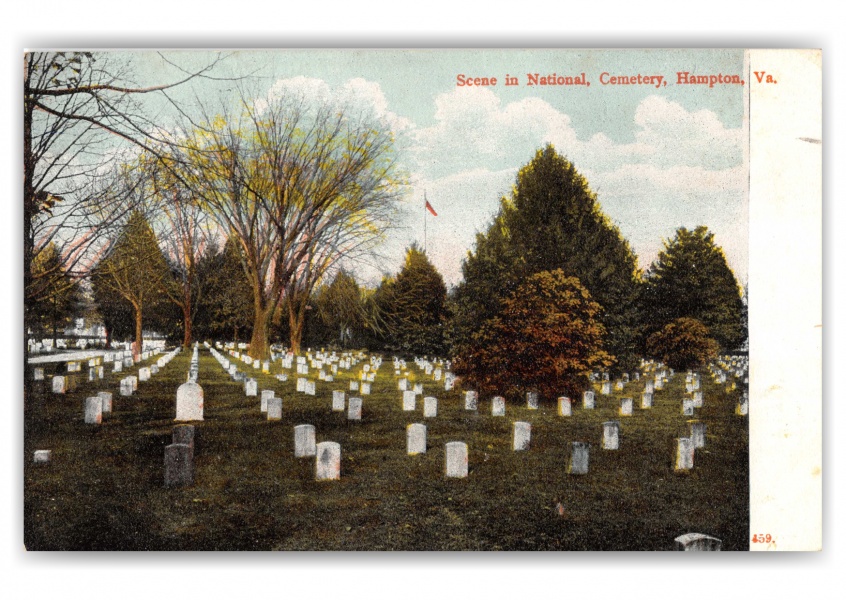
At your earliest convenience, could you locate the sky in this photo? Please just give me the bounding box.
[119,49,748,287]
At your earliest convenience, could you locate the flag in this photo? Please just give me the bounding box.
[425,198,438,217]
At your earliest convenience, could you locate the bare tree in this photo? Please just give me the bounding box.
[176,88,405,358]
[24,51,227,336]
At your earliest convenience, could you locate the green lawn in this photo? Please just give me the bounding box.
[24,348,749,550]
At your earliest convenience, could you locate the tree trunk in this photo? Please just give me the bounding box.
[182,300,192,348]
[249,302,271,360]
[105,326,112,349]
[289,302,304,356]
[133,306,143,361]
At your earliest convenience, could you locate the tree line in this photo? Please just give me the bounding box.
[25,51,745,401]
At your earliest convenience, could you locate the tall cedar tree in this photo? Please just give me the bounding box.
[375,245,448,356]
[29,243,82,344]
[309,270,369,349]
[453,269,613,400]
[641,226,746,352]
[90,264,134,347]
[93,211,170,358]
[194,238,255,342]
[451,145,642,372]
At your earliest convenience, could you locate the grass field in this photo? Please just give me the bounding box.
[24,347,749,551]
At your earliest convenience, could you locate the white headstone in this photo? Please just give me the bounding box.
[674,533,722,551]
[513,422,531,451]
[33,450,51,464]
[641,392,653,409]
[294,424,317,457]
[120,378,133,396]
[445,442,468,478]
[261,389,274,413]
[601,381,612,395]
[464,390,478,411]
[619,397,633,416]
[569,442,589,475]
[423,396,438,418]
[602,421,620,450]
[175,382,204,421]
[682,399,695,416]
[267,397,283,420]
[52,376,66,394]
[583,390,595,410]
[557,397,572,416]
[315,442,341,480]
[402,390,416,411]
[360,382,371,395]
[675,437,694,471]
[305,380,316,396]
[349,380,359,392]
[407,423,427,455]
[332,390,346,412]
[34,368,44,381]
[347,397,363,421]
[138,367,151,382]
[491,396,506,417]
[692,391,704,408]
[245,379,258,396]
[526,391,539,410]
[84,396,103,424]
[97,391,113,414]
[689,421,706,448]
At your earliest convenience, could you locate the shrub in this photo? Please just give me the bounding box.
[645,317,719,371]
[453,269,613,400]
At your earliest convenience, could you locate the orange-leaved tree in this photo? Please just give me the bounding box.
[453,269,613,400]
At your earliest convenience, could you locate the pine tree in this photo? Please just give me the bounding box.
[451,145,642,372]
[375,245,448,356]
[29,243,81,344]
[642,226,746,351]
[193,238,254,342]
[93,211,170,358]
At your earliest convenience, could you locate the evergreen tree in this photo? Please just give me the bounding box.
[451,145,642,372]
[641,226,746,351]
[310,270,368,349]
[90,265,134,347]
[194,238,254,342]
[375,245,448,356]
[93,211,170,358]
[29,243,82,343]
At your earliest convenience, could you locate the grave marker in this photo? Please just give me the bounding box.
[267,397,283,420]
[164,443,193,487]
[175,382,204,421]
[602,421,620,450]
[315,442,341,480]
[445,442,468,478]
[513,422,531,451]
[464,390,478,411]
[84,396,103,424]
[557,397,572,416]
[619,397,633,416]
[674,437,694,471]
[423,396,438,418]
[569,442,589,475]
[332,390,346,412]
[402,390,416,411]
[294,424,317,457]
[674,533,722,551]
[526,391,539,410]
[407,423,427,454]
[347,397,363,421]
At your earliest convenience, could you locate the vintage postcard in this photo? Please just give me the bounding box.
[22,48,821,551]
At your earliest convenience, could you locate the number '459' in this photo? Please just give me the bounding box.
[752,534,773,543]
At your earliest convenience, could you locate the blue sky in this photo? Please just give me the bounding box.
[123,49,748,287]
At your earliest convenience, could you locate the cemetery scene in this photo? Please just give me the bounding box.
[24,50,749,551]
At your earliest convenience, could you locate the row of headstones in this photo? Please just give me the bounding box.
[119,347,182,396]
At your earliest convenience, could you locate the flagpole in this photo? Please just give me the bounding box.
[424,190,427,254]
